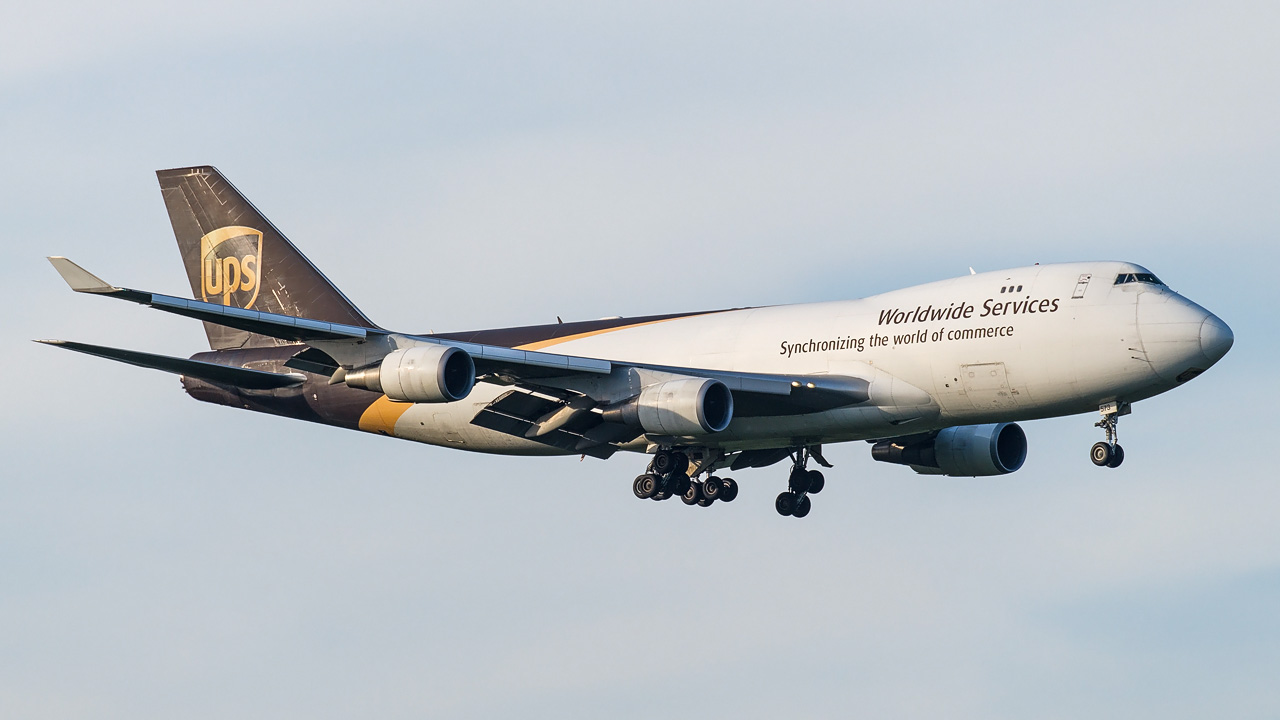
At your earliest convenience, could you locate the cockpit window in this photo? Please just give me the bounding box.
[1114,273,1165,286]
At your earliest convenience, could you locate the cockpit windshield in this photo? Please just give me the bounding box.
[1114,272,1164,286]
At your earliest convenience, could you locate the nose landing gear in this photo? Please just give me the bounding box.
[775,447,826,519]
[1091,401,1130,468]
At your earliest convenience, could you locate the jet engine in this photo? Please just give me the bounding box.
[345,345,475,403]
[602,377,734,436]
[871,422,1027,476]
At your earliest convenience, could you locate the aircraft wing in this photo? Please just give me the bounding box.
[48,257,620,374]
[49,257,370,343]
[37,339,306,389]
[49,257,874,455]
[455,363,870,456]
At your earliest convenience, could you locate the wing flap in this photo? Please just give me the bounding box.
[470,406,620,459]
[470,389,637,459]
[486,389,562,419]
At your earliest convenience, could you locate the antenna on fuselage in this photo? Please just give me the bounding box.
[969,267,976,275]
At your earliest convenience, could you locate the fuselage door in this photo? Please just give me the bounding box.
[1072,273,1092,299]
[961,362,1018,410]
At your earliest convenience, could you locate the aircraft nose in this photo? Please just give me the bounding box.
[1199,314,1234,364]
[1137,291,1229,383]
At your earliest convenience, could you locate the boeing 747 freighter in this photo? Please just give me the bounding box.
[41,166,1234,518]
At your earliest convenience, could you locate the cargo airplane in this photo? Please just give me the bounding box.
[41,166,1234,518]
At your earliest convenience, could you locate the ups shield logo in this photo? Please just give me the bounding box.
[200,226,262,308]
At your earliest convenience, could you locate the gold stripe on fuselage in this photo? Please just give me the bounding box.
[358,395,415,436]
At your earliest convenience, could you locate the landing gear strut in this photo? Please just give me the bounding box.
[1091,401,1129,468]
[776,447,826,519]
[634,448,737,508]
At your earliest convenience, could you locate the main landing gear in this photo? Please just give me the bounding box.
[1090,401,1130,468]
[632,448,738,509]
[775,447,827,519]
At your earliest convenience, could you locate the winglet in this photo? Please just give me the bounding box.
[48,257,118,293]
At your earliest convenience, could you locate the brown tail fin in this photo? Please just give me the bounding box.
[157,165,377,350]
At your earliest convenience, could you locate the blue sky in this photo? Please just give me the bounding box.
[3,2,1278,718]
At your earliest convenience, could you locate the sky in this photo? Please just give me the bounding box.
[2,2,1278,718]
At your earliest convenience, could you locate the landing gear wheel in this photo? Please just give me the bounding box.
[789,467,812,494]
[792,495,812,518]
[653,490,671,501]
[775,491,797,516]
[719,478,739,502]
[652,449,689,476]
[673,452,689,475]
[703,476,724,501]
[669,473,691,496]
[633,474,658,499]
[776,448,831,517]
[653,450,675,476]
[1092,402,1130,468]
[682,482,702,505]
[1107,444,1125,468]
[1090,442,1113,467]
[697,497,714,507]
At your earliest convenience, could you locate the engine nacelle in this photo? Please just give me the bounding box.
[871,422,1027,476]
[345,345,475,403]
[602,377,734,436]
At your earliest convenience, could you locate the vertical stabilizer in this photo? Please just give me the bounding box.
[157,165,377,350]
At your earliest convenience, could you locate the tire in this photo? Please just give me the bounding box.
[720,478,739,502]
[792,495,812,518]
[633,474,658,499]
[682,482,701,505]
[703,476,723,500]
[1107,444,1125,468]
[789,466,806,482]
[806,470,825,495]
[775,491,796,516]
[653,450,675,476]
[789,468,812,494]
[670,473,692,496]
[1090,442,1113,467]
[697,497,713,507]
[671,451,690,475]
[653,490,671,501]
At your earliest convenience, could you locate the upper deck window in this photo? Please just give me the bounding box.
[1114,273,1165,286]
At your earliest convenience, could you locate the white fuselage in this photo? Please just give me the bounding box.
[381,262,1231,455]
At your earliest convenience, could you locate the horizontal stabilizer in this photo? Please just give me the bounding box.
[36,340,306,389]
[47,257,370,343]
